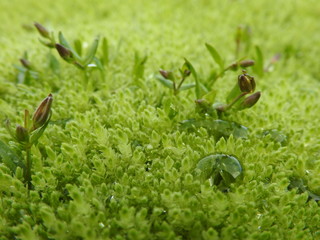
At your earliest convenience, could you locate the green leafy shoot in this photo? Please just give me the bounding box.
[34,22,55,48]
[83,36,100,66]
[156,59,196,96]
[3,94,53,189]
[58,32,81,61]
[205,42,255,87]
[195,70,261,117]
[13,52,39,85]
[35,23,102,72]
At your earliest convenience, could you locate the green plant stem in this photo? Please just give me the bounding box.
[176,76,187,91]
[25,147,32,190]
[83,70,89,89]
[216,92,247,112]
[174,75,188,95]
[173,81,177,95]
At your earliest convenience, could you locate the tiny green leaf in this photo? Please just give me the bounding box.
[205,43,224,71]
[58,32,72,50]
[179,83,195,91]
[30,111,52,145]
[83,36,100,66]
[74,39,82,56]
[155,75,174,89]
[184,58,199,98]
[58,32,81,60]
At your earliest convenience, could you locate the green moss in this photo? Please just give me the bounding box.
[0,0,320,239]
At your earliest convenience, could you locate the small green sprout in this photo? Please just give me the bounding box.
[156,60,195,95]
[34,22,102,72]
[34,22,55,48]
[205,42,255,85]
[13,52,39,85]
[4,94,53,189]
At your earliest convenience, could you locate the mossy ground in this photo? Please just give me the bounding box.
[0,0,320,239]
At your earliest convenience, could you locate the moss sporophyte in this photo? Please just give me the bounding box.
[5,94,53,189]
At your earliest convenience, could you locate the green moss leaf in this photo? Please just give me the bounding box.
[0,140,25,172]
[155,75,174,89]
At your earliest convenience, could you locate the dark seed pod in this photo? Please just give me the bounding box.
[239,91,261,109]
[239,59,255,68]
[55,44,73,62]
[32,94,53,130]
[16,125,29,142]
[238,71,256,93]
[34,22,50,39]
[159,69,169,79]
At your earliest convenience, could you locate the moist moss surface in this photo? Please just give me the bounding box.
[0,0,320,239]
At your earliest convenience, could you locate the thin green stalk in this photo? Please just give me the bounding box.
[176,76,187,91]
[216,92,247,112]
[25,147,32,190]
[83,70,89,89]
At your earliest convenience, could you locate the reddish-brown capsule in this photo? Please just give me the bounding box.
[32,94,53,130]
[55,44,73,62]
[16,125,29,142]
[159,69,169,79]
[238,70,256,93]
[34,22,50,39]
[240,91,261,109]
[239,60,255,68]
[20,59,32,69]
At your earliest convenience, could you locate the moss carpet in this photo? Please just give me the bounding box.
[0,0,320,239]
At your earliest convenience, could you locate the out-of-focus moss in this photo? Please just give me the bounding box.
[0,0,320,239]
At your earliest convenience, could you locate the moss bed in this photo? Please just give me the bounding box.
[0,0,320,239]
